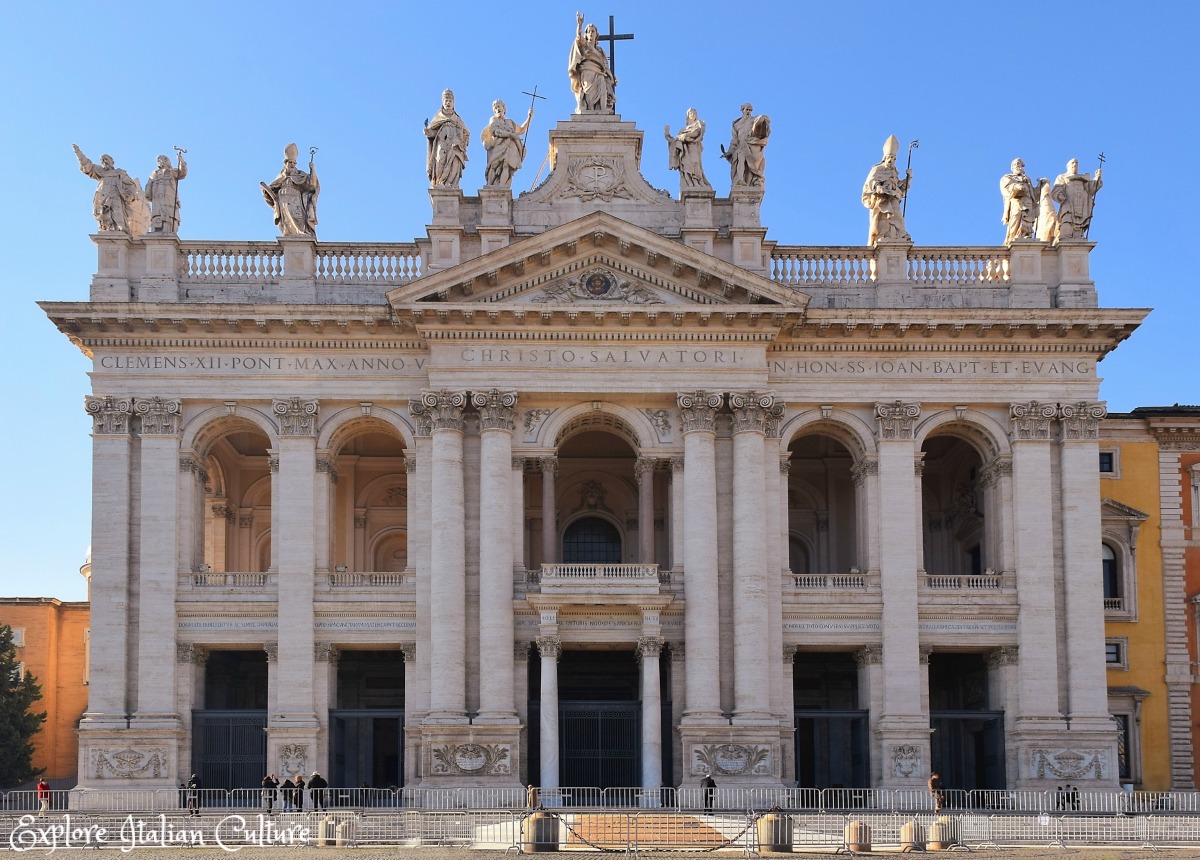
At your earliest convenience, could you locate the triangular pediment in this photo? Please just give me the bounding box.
[1100,498,1149,522]
[386,212,809,310]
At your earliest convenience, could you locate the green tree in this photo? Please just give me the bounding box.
[0,624,46,788]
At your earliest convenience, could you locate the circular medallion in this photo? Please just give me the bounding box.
[584,271,614,297]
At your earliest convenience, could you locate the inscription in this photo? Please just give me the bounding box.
[459,348,745,367]
[771,358,1094,379]
[97,354,426,374]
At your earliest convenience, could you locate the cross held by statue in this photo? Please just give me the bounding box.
[597,15,634,74]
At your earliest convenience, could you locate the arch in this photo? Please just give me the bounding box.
[354,473,410,510]
[537,401,661,450]
[789,529,815,574]
[253,530,272,574]
[181,406,277,458]
[242,475,272,508]
[318,407,415,453]
[561,515,623,564]
[915,409,1010,462]
[368,526,408,572]
[781,409,876,462]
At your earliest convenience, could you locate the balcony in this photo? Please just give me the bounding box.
[537,563,662,596]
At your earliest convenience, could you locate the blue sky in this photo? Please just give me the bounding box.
[2,1,1197,600]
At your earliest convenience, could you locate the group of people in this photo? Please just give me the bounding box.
[260,772,329,813]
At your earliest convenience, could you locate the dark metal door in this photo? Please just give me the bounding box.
[930,711,1005,792]
[330,710,404,790]
[560,701,640,790]
[794,710,870,788]
[191,711,267,791]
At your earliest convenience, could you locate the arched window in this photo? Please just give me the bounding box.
[562,517,622,564]
[1102,544,1122,608]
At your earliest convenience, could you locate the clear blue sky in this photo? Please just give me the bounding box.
[2,1,1197,600]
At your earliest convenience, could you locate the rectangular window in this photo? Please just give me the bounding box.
[1105,640,1127,667]
[1099,452,1115,473]
[10,627,24,647]
[1113,713,1132,781]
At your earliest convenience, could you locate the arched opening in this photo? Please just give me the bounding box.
[562,516,622,563]
[1102,543,1122,608]
[198,423,272,573]
[550,428,639,565]
[787,433,859,574]
[920,435,987,575]
[333,424,408,572]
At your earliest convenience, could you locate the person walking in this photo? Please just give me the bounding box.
[261,774,278,814]
[927,772,944,813]
[309,771,328,812]
[186,773,201,816]
[701,772,717,813]
[36,778,50,817]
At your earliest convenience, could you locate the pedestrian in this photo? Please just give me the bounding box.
[701,772,717,813]
[1068,784,1080,811]
[294,773,306,812]
[309,771,328,811]
[927,771,944,813]
[281,777,295,812]
[261,774,278,813]
[36,778,50,817]
[186,773,201,816]
[1055,785,1065,810]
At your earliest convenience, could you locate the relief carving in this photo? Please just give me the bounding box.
[891,744,922,778]
[692,743,772,777]
[524,409,553,436]
[532,268,662,304]
[472,389,518,431]
[875,400,920,440]
[1010,401,1058,441]
[279,744,308,778]
[678,391,722,434]
[273,397,319,436]
[85,395,132,435]
[563,157,630,201]
[729,391,777,435]
[642,409,672,440]
[90,747,169,780]
[135,397,182,435]
[1059,401,1107,440]
[420,389,467,432]
[432,743,511,775]
[1031,748,1108,780]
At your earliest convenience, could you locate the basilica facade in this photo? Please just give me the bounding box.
[44,78,1148,795]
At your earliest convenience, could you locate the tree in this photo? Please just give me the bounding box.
[0,624,46,788]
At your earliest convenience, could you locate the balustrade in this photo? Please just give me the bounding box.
[189,571,268,587]
[906,247,1009,284]
[770,246,1015,287]
[328,571,411,587]
[182,243,283,283]
[315,244,422,284]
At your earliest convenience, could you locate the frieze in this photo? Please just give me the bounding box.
[432,743,511,776]
[85,395,132,435]
[453,346,749,369]
[177,619,278,630]
[90,747,169,780]
[769,357,1095,381]
[95,353,428,375]
[919,620,1017,634]
[691,744,773,777]
[272,397,319,436]
[891,745,922,779]
[134,397,182,435]
[784,620,881,633]
[1031,748,1108,781]
[313,619,415,630]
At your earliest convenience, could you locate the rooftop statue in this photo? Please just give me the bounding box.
[72,145,147,236]
[722,103,769,191]
[145,150,188,234]
[664,108,711,191]
[569,12,616,114]
[1035,178,1057,243]
[862,135,911,244]
[1000,158,1038,244]
[425,89,470,189]
[261,144,319,238]
[1051,158,1102,240]
[482,99,533,188]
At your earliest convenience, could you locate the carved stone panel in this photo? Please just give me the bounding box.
[890,744,922,778]
[90,747,169,780]
[431,743,512,775]
[1031,748,1108,780]
[691,743,773,777]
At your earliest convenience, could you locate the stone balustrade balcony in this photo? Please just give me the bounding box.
[537,563,662,595]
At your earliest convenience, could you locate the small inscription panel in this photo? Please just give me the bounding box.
[95,352,429,375]
[769,357,1095,381]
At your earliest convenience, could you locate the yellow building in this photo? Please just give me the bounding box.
[0,597,90,786]
[1101,408,1200,790]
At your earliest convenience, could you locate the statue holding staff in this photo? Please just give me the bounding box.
[145,148,188,234]
[1051,157,1103,240]
[862,135,911,244]
[261,143,319,237]
[568,11,616,114]
[482,99,533,188]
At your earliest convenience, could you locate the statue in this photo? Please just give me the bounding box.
[481,99,533,188]
[425,89,469,188]
[1051,158,1102,240]
[1035,178,1057,243]
[261,144,319,238]
[145,151,188,234]
[999,158,1038,244]
[72,145,147,235]
[664,108,710,191]
[722,103,769,190]
[568,12,616,114]
[862,135,912,244]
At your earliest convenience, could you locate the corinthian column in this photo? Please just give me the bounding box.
[636,458,656,564]
[729,391,775,723]
[638,636,664,789]
[677,391,723,723]
[537,635,562,790]
[473,389,519,723]
[421,389,468,723]
[540,457,558,564]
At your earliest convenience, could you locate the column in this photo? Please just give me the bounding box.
[540,457,558,565]
[272,397,319,725]
[669,457,684,574]
[678,391,723,722]
[729,391,773,722]
[313,644,338,771]
[639,636,665,790]
[1058,403,1116,726]
[512,457,527,572]
[134,397,182,721]
[1008,402,1064,719]
[421,390,468,723]
[474,390,519,723]
[404,431,433,725]
[513,642,531,784]
[636,457,656,564]
[856,645,885,785]
[873,401,926,784]
[314,454,336,572]
[537,635,561,790]
[401,644,419,785]
[80,396,133,726]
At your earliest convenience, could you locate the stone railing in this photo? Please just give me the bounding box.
[793,572,868,590]
[771,248,876,286]
[906,247,1009,284]
[182,242,284,283]
[328,571,411,587]
[923,572,1004,590]
[1103,597,1125,611]
[539,563,660,593]
[315,244,422,284]
[189,571,269,587]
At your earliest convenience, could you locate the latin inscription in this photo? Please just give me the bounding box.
[97,354,426,373]
[771,358,1094,379]
[459,347,744,366]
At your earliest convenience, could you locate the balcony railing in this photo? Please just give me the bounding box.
[328,571,411,587]
[1104,596,1126,611]
[538,563,661,593]
[190,571,268,587]
[793,573,867,590]
[924,573,1003,590]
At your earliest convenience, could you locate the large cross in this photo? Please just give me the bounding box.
[596,15,634,75]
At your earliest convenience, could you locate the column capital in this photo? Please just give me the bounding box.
[677,390,723,433]
[511,455,527,471]
[986,645,1019,668]
[1058,400,1107,440]
[267,453,279,473]
[404,454,417,473]
[472,389,519,431]
[134,397,182,435]
[874,400,921,440]
[635,457,658,483]
[637,636,665,661]
[979,457,1013,487]
[419,389,467,432]
[314,643,339,663]
[850,457,879,487]
[1009,400,1058,441]
[729,390,777,435]
[670,456,685,473]
[400,643,416,663]
[535,635,561,660]
[514,641,531,661]
[264,643,278,663]
[783,644,797,664]
[539,456,559,476]
[855,644,883,666]
[272,397,319,436]
[85,395,132,435]
[409,400,433,437]
[779,453,792,475]
[315,454,339,484]
[918,645,933,665]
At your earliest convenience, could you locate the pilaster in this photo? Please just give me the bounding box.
[277,236,317,302]
[478,186,514,253]
[426,188,465,273]
[138,233,181,301]
[90,232,132,301]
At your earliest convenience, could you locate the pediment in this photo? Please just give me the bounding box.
[385,212,809,310]
[1100,498,1149,522]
